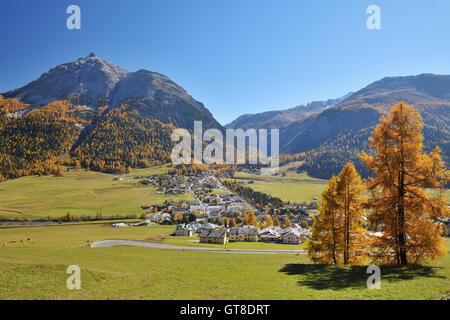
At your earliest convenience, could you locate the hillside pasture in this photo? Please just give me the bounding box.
[0,165,193,220]
[0,223,448,300]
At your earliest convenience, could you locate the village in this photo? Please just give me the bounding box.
[111,171,317,245]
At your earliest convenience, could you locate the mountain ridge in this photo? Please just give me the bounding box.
[288,73,450,179]
[2,53,222,130]
[225,92,353,130]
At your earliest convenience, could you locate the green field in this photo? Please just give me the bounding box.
[234,164,450,205]
[0,223,448,300]
[0,164,448,299]
[0,166,193,220]
[1,165,445,222]
[233,169,327,203]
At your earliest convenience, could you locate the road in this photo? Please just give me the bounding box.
[90,239,307,255]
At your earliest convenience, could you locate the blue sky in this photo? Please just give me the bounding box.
[1,0,449,125]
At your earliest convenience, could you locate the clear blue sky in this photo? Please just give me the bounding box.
[1,0,450,125]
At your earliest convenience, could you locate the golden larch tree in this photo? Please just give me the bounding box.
[336,163,368,265]
[307,163,368,265]
[282,217,292,229]
[273,216,280,227]
[265,214,273,226]
[360,102,449,265]
[307,176,342,264]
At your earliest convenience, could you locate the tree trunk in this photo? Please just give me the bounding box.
[344,183,350,265]
[332,213,337,265]
[398,171,408,265]
[397,108,408,266]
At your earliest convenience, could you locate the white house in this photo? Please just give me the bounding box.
[174,224,194,237]
[146,212,161,221]
[281,228,309,244]
[112,222,127,227]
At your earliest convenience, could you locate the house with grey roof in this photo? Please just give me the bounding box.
[199,229,228,244]
[174,224,194,237]
[228,226,259,242]
[197,223,219,233]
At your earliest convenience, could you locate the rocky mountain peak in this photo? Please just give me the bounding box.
[2,54,222,130]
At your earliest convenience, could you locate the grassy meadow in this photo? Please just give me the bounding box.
[233,164,328,203]
[0,164,448,300]
[0,163,445,221]
[0,165,193,220]
[0,223,448,300]
[233,162,450,205]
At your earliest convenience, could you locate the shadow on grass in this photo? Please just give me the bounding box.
[279,264,444,291]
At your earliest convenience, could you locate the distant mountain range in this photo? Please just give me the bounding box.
[225,73,449,178]
[283,74,450,178]
[2,53,221,130]
[225,92,353,130]
[281,74,450,151]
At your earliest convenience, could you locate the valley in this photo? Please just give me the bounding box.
[0,53,449,302]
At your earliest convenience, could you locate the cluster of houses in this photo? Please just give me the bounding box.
[140,175,187,195]
[175,223,311,245]
[139,172,318,225]
[142,197,248,222]
[136,172,316,246]
[140,173,251,221]
[200,193,248,218]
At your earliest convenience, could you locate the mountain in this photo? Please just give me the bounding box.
[225,93,352,130]
[281,105,381,154]
[337,74,450,109]
[0,53,221,178]
[284,74,450,153]
[223,73,450,180]
[285,74,450,179]
[2,53,221,130]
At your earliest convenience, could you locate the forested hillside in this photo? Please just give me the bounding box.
[0,97,176,180]
[0,99,83,179]
[70,105,175,173]
[284,74,450,179]
[298,108,449,179]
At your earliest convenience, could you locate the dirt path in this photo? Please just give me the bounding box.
[0,208,46,218]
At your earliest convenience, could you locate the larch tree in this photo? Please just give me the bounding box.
[307,176,342,264]
[265,214,273,226]
[273,216,280,227]
[282,217,292,229]
[336,162,368,265]
[360,102,449,265]
[248,211,258,226]
[307,164,368,265]
[242,212,249,225]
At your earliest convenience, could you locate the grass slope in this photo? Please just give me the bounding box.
[0,223,448,300]
[234,167,449,205]
[0,165,192,220]
[233,169,327,203]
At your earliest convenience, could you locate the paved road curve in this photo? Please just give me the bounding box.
[90,239,307,255]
